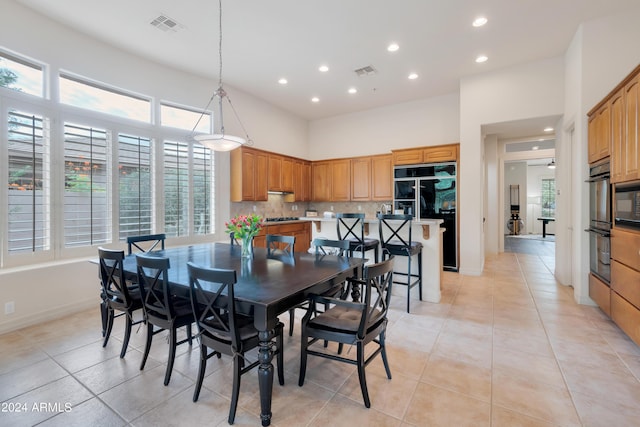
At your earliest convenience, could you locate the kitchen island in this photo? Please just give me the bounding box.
[299,216,444,303]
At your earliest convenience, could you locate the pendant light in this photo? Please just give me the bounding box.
[191,0,252,151]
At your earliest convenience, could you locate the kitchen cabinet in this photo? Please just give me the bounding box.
[312,161,331,201]
[588,102,611,165]
[230,147,268,202]
[281,156,294,193]
[610,227,640,346]
[312,159,350,202]
[589,273,610,316]
[253,221,311,253]
[371,154,393,201]
[291,160,311,202]
[392,148,423,165]
[622,74,640,181]
[268,154,283,192]
[423,144,458,163]
[351,157,371,201]
[610,89,624,182]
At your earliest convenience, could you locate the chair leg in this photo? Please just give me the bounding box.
[192,344,208,402]
[406,255,412,313]
[100,300,108,337]
[418,252,423,301]
[356,341,371,408]
[229,354,242,424]
[120,313,133,358]
[298,333,308,387]
[140,323,154,371]
[380,330,392,380]
[288,308,295,336]
[187,323,193,346]
[276,325,285,386]
[102,308,114,348]
[164,327,177,386]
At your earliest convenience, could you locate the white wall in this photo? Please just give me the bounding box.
[460,57,566,275]
[484,135,499,253]
[308,93,460,160]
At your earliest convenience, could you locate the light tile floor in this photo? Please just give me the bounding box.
[2,250,640,426]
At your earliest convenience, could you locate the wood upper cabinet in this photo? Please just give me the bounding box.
[292,159,311,202]
[230,147,267,201]
[623,74,640,181]
[351,157,371,201]
[268,154,282,191]
[423,144,458,163]
[312,161,332,201]
[281,156,294,193]
[610,88,625,182]
[331,159,351,201]
[588,101,611,165]
[371,154,393,201]
[392,148,423,165]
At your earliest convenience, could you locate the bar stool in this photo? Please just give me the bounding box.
[377,214,422,312]
[336,213,379,263]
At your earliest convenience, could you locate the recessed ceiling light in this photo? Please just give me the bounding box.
[318,65,329,73]
[408,73,419,80]
[387,43,399,52]
[278,78,288,85]
[532,146,539,150]
[348,87,357,94]
[473,17,488,27]
[475,55,488,63]
[311,97,320,103]
[544,127,554,132]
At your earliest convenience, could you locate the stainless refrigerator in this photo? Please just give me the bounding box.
[393,162,458,271]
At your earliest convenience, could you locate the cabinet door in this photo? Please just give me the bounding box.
[268,154,282,191]
[331,159,351,201]
[240,149,256,200]
[423,144,458,163]
[588,114,598,165]
[351,157,371,201]
[301,162,312,201]
[312,162,331,201]
[611,89,625,182]
[392,148,423,165]
[281,157,294,193]
[371,154,393,201]
[255,152,268,201]
[624,75,640,181]
[588,103,610,165]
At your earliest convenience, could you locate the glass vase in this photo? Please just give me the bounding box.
[241,236,253,258]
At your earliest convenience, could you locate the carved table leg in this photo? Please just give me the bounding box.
[258,329,274,426]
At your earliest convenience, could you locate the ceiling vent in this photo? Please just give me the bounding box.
[354,65,377,77]
[150,14,183,32]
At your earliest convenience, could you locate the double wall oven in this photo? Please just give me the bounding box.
[587,161,611,283]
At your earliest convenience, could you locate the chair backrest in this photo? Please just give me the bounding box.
[336,213,365,244]
[358,257,394,338]
[312,238,350,256]
[229,231,239,245]
[266,234,295,259]
[377,214,414,248]
[127,233,166,255]
[187,262,242,352]
[136,253,174,321]
[98,247,134,306]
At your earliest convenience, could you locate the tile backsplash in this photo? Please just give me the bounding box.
[230,195,392,219]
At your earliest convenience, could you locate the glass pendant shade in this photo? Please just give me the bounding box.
[194,133,245,151]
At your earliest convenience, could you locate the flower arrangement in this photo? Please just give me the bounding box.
[225,214,263,257]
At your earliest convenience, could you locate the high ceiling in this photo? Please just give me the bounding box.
[14,0,640,121]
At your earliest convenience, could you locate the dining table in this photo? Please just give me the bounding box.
[119,242,363,426]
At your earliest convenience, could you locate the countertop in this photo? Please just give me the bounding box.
[298,216,444,226]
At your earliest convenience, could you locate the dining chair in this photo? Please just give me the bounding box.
[136,253,194,386]
[266,234,295,259]
[336,213,379,263]
[98,247,144,358]
[298,256,394,408]
[126,233,166,255]
[187,262,284,424]
[287,238,351,336]
[377,214,423,313]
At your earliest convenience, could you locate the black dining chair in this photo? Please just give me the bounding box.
[298,257,394,408]
[287,238,351,337]
[187,262,284,425]
[98,247,144,358]
[126,233,166,255]
[336,213,379,263]
[377,214,423,313]
[266,234,295,260]
[136,253,194,386]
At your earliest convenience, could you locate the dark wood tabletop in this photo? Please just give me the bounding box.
[121,242,362,426]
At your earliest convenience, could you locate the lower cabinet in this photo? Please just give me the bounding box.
[589,273,610,317]
[609,227,640,346]
[611,291,640,345]
[253,222,311,252]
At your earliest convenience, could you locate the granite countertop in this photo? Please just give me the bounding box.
[299,216,443,226]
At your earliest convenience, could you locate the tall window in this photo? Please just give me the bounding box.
[7,110,50,253]
[541,178,556,218]
[63,123,111,247]
[193,143,213,235]
[118,134,153,240]
[163,141,189,237]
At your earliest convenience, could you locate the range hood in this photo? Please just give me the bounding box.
[267,190,294,195]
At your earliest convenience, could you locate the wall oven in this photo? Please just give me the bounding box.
[587,162,611,283]
[614,183,640,229]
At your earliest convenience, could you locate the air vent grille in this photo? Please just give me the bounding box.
[354,65,377,76]
[150,14,183,32]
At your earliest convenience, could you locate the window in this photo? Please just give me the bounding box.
[161,103,210,133]
[193,143,213,235]
[59,73,151,122]
[7,110,50,253]
[541,178,555,218]
[0,52,44,97]
[63,123,111,247]
[118,134,153,240]
[163,140,190,237]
